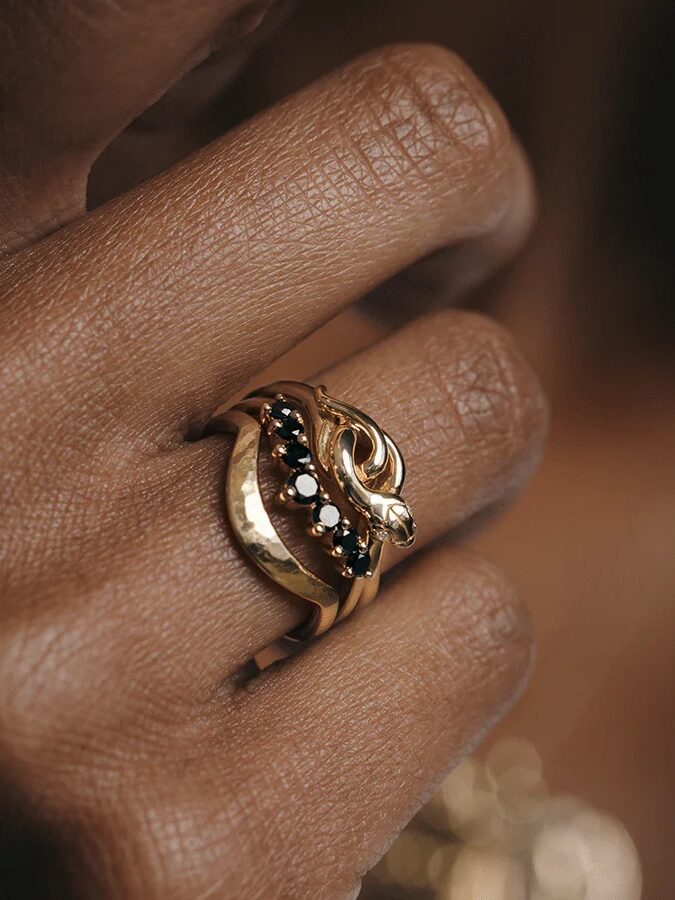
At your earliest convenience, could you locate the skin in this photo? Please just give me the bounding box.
[245,4,675,894]
[0,3,549,897]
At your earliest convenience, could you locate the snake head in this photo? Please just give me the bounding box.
[372,499,416,548]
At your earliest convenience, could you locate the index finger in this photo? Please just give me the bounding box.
[1,45,534,444]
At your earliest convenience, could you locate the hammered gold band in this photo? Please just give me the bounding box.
[211,381,415,667]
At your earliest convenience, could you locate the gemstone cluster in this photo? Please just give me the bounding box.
[263,396,372,579]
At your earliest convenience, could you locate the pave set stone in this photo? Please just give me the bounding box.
[265,396,372,579]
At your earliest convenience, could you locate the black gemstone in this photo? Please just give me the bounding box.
[288,471,320,504]
[348,551,371,577]
[312,502,341,531]
[283,441,312,469]
[332,527,360,555]
[275,416,304,440]
[270,399,294,421]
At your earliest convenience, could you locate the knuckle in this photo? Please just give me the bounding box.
[425,311,548,485]
[352,43,512,190]
[438,551,533,676]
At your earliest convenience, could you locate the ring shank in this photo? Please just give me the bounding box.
[210,382,398,668]
[219,410,342,640]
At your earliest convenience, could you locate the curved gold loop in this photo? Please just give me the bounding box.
[330,426,415,548]
[219,410,340,639]
[251,381,416,548]
[212,382,415,667]
[315,387,391,482]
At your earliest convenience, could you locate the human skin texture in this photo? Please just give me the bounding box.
[238,4,675,895]
[0,3,548,897]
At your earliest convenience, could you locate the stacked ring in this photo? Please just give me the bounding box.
[211,381,416,667]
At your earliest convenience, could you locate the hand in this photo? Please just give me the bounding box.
[0,4,547,897]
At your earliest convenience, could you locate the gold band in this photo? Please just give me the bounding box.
[211,381,415,667]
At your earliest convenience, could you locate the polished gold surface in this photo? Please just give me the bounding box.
[212,381,415,666]
[222,410,340,638]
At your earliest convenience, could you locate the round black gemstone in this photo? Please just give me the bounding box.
[283,441,312,469]
[312,502,341,531]
[275,416,304,440]
[288,471,320,504]
[348,551,371,577]
[270,399,294,421]
[332,527,360,555]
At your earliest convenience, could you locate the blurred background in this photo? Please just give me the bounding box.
[90,1,675,896]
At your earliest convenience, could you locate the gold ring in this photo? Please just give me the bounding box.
[211,381,416,668]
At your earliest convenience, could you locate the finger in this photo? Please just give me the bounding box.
[362,143,535,322]
[121,546,533,899]
[76,307,544,687]
[0,0,266,247]
[3,45,535,441]
[87,0,300,208]
[0,308,544,815]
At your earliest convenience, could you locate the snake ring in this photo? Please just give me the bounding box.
[211,381,416,667]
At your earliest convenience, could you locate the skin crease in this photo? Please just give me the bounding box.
[0,4,552,899]
[232,3,675,896]
[82,3,674,894]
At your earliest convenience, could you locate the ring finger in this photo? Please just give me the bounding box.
[95,306,547,692]
[67,308,546,897]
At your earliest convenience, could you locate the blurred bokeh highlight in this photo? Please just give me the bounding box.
[362,737,641,899]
